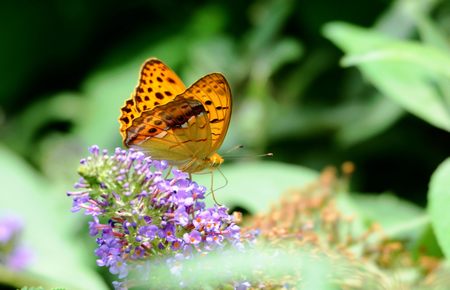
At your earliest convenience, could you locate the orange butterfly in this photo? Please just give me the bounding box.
[119,58,232,174]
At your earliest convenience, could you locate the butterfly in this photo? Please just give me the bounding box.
[119,58,232,174]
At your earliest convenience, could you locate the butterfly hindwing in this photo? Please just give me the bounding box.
[126,96,212,163]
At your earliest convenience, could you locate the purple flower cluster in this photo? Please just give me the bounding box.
[0,214,32,271]
[68,146,243,287]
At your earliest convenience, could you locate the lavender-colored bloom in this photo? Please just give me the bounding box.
[153,159,169,171]
[68,193,90,213]
[171,169,188,180]
[68,146,244,287]
[88,219,100,236]
[7,246,34,271]
[112,280,128,290]
[138,225,158,240]
[225,224,241,240]
[235,281,251,290]
[205,233,224,246]
[173,206,189,226]
[109,256,129,279]
[160,223,178,242]
[0,215,32,271]
[0,215,23,243]
[183,230,202,245]
[89,145,100,155]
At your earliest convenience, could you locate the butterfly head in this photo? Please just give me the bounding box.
[208,153,224,169]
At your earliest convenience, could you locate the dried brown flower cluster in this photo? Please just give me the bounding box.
[240,164,450,290]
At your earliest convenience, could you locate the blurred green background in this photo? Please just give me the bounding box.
[1,0,450,288]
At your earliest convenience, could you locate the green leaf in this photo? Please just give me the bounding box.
[251,38,303,83]
[428,157,450,259]
[414,225,443,257]
[351,193,427,241]
[323,22,450,131]
[195,161,318,213]
[3,93,83,157]
[416,15,450,53]
[335,95,405,146]
[415,15,450,111]
[0,145,107,289]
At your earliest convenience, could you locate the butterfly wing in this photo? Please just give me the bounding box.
[119,58,186,142]
[125,96,213,166]
[182,73,232,153]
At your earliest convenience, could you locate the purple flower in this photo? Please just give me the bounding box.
[0,215,32,271]
[68,146,244,287]
[112,280,128,290]
[0,215,23,243]
[109,256,129,279]
[235,281,251,290]
[160,224,178,242]
[89,145,100,155]
[88,220,100,236]
[138,225,158,240]
[225,224,241,240]
[172,169,189,180]
[7,246,34,271]
[174,206,189,226]
[183,230,202,245]
[153,160,169,171]
[205,233,224,245]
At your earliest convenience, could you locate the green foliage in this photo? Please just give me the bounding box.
[323,22,450,132]
[428,158,450,259]
[351,193,432,254]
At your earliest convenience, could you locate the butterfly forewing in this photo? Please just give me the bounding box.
[119,59,186,141]
[182,73,232,152]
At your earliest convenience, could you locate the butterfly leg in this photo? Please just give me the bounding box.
[210,171,222,206]
[164,166,173,179]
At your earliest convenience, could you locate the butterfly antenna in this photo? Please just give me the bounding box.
[223,144,244,154]
[224,152,274,159]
